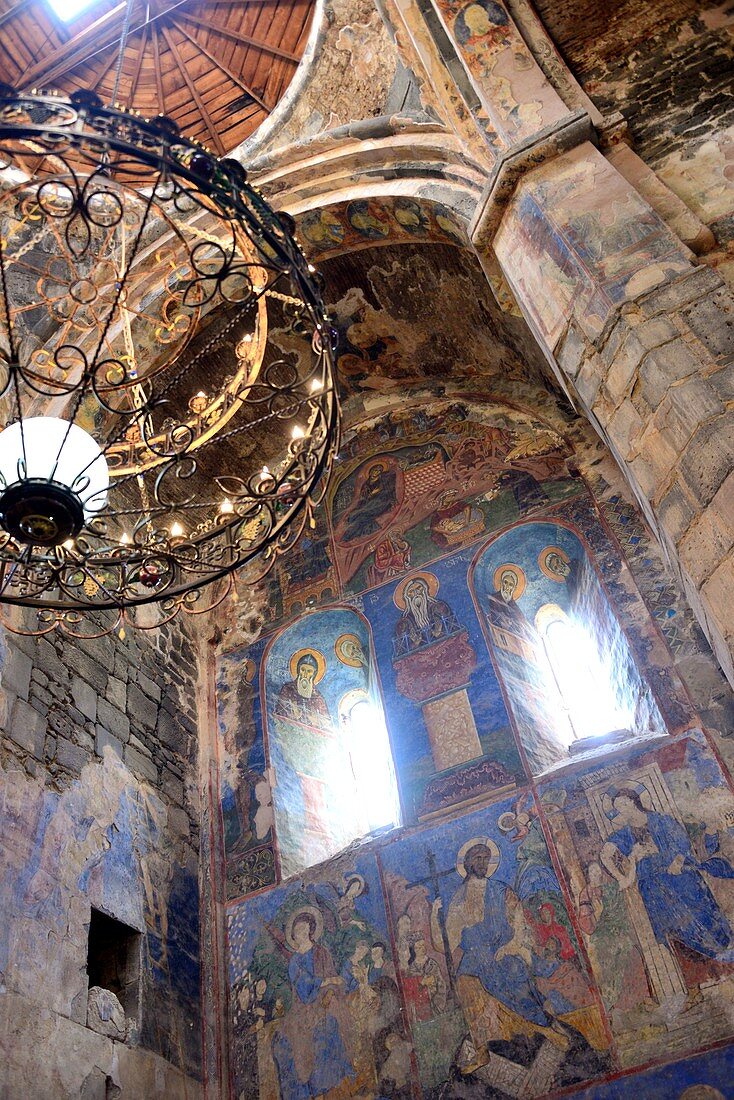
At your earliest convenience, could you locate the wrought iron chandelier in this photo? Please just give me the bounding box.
[0,85,339,637]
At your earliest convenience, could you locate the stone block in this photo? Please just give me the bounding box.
[71,676,97,723]
[681,288,734,362]
[574,353,603,408]
[124,744,158,784]
[606,401,644,459]
[10,698,46,759]
[96,725,123,759]
[55,737,89,775]
[156,707,185,754]
[97,697,130,742]
[34,638,70,687]
[641,265,722,315]
[679,508,734,587]
[73,650,107,694]
[659,377,723,452]
[605,333,645,401]
[679,411,734,506]
[702,556,734,643]
[127,681,158,733]
[557,324,585,378]
[105,675,126,712]
[638,339,701,406]
[2,646,32,701]
[636,315,678,350]
[87,987,126,1041]
[137,672,162,703]
[658,481,696,544]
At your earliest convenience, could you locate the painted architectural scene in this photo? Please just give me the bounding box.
[227,850,408,1100]
[540,731,734,1068]
[379,792,612,1097]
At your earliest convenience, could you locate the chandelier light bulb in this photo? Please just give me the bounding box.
[291,425,305,440]
[219,498,234,514]
[310,379,323,393]
[0,417,109,546]
[120,532,131,545]
[170,521,184,538]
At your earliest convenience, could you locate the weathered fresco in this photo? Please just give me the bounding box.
[380,793,611,1095]
[227,850,407,1099]
[540,730,734,1068]
[495,143,692,348]
[216,397,699,884]
[296,198,467,263]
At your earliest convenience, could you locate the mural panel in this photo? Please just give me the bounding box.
[328,403,576,593]
[227,850,409,1100]
[540,731,734,1067]
[366,552,525,820]
[379,793,612,1096]
[471,517,665,774]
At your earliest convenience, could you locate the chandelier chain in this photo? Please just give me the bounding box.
[110,0,137,108]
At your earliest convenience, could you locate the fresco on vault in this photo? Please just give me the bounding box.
[471,516,665,774]
[540,731,734,1067]
[328,403,576,593]
[227,850,410,1100]
[296,197,466,261]
[380,793,611,1096]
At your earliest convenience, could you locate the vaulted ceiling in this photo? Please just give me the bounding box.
[0,0,315,152]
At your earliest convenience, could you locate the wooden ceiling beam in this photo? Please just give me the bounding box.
[150,19,166,113]
[20,0,192,90]
[125,24,149,107]
[171,17,272,113]
[0,0,34,33]
[175,10,298,63]
[159,21,225,154]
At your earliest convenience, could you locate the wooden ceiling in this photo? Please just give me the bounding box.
[0,0,315,153]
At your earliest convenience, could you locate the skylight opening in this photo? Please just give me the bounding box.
[47,0,103,22]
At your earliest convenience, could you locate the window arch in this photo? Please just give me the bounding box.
[263,608,399,878]
[470,520,663,774]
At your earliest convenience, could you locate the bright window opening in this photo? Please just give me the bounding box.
[342,693,400,835]
[536,604,628,746]
[47,0,102,21]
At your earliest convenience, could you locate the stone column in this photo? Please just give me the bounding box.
[480,140,734,688]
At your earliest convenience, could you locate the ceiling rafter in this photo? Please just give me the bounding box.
[125,23,149,107]
[171,17,271,113]
[150,18,166,113]
[175,10,298,63]
[159,21,225,154]
[0,0,34,32]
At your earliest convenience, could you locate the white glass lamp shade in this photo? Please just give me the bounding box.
[0,417,109,545]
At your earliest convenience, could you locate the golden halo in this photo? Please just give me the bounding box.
[393,571,440,611]
[456,836,500,879]
[539,545,570,582]
[492,563,526,600]
[289,648,327,684]
[335,633,366,668]
[285,905,324,951]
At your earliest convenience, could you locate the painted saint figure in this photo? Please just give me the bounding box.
[340,461,398,543]
[601,789,734,971]
[274,651,332,731]
[271,910,355,1098]
[394,575,458,654]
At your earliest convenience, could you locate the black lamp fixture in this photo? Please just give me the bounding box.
[0,85,338,637]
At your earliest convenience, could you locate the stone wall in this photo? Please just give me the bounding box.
[0,615,203,1099]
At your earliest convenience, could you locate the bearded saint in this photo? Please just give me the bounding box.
[395,577,455,653]
[275,653,332,731]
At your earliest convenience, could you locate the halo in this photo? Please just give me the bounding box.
[285,905,324,951]
[343,872,366,896]
[539,546,570,582]
[393,570,440,611]
[497,811,517,834]
[456,837,500,879]
[603,782,653,820]
[335,633,366,668]
[289,648,327,684]
[492,563,526,600]
[242,658,256,685]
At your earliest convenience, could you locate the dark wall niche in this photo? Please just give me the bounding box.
[87,908,142,1021]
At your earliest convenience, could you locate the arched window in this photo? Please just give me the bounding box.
[535,603,629,745]
[264,608,400,877]
[339,690,400,836]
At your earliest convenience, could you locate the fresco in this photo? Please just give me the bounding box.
[365,552,525,819]
[327,403,575,592]
[380,792,612,1095]
[432,0,568,144]
[296,198,466,262]
[495,143,692,348]
[0,753,201,1075]
[263,608,397,879]
[571,1041,734,1099]
[227,850,409,1100]
[471,518,665,775]
[540,731,734,1068]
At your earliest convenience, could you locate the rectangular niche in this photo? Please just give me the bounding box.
[86,907,142,1020]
